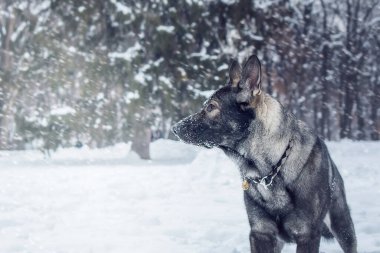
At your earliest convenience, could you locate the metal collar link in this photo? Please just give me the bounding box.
[242,138,294,190]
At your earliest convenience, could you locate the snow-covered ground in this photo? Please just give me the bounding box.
[0,140,379,253]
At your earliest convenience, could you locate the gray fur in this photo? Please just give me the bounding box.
[172,55,357,253]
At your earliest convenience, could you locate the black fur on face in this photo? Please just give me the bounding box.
[172,86,255,149]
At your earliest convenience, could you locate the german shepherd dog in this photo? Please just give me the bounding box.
[172,55,357,253]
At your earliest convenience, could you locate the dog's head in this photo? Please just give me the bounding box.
[172,55,264,149]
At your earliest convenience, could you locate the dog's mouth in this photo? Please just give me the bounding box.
[173,134,215,149]
[178,138,215,149]
[200,142,214,149]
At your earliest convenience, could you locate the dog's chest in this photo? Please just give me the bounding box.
[238,167,292,212]
[247,183,292,213]
[227,149,293,212]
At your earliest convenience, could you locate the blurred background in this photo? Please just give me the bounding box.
[0,0,379,159]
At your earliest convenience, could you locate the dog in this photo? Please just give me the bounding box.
[172,55,357,253]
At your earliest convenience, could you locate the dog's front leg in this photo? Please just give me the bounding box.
[244,193,280,253]
[282,213,321,253]
[295,233,321,253]
[249,230,279,253]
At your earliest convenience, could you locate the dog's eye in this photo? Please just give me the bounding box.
[206,103,216,112]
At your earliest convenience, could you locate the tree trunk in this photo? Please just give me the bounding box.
[355,89,365,140]
[340,77,355,139]
[131,124,151,160]
[0,87,4,149]
[0,12,16,149]
[320,0,330,140]
[370,75,380,140]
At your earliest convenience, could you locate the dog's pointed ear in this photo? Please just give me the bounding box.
[237,55,262,103]
[228,59,241,87]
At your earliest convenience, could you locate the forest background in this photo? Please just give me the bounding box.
[0,0,379,159]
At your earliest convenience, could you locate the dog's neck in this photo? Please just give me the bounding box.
[221,94,295,176]
[252,95,293,170]
[219,137,293,185]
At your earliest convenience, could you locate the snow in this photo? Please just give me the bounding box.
[0,140,379,253]
[191,88,216,98]
[217,63,229,71]
[124,91,140,104]
[108,42,142,62]
[134,70,152,84]
[30,0,50,15]
[158,76,172,87]
[156,25,175,33]
[50,106,76,116]
[221,0,238,5]
[78,6,86,13]
[110,0,132,15]
[11,22,27,42]
[250,34,263,41]
[190,44,219,61]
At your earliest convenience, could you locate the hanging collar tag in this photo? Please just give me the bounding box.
[241,138,294,191]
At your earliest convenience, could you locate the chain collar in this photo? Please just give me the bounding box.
[242,138,294,190]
